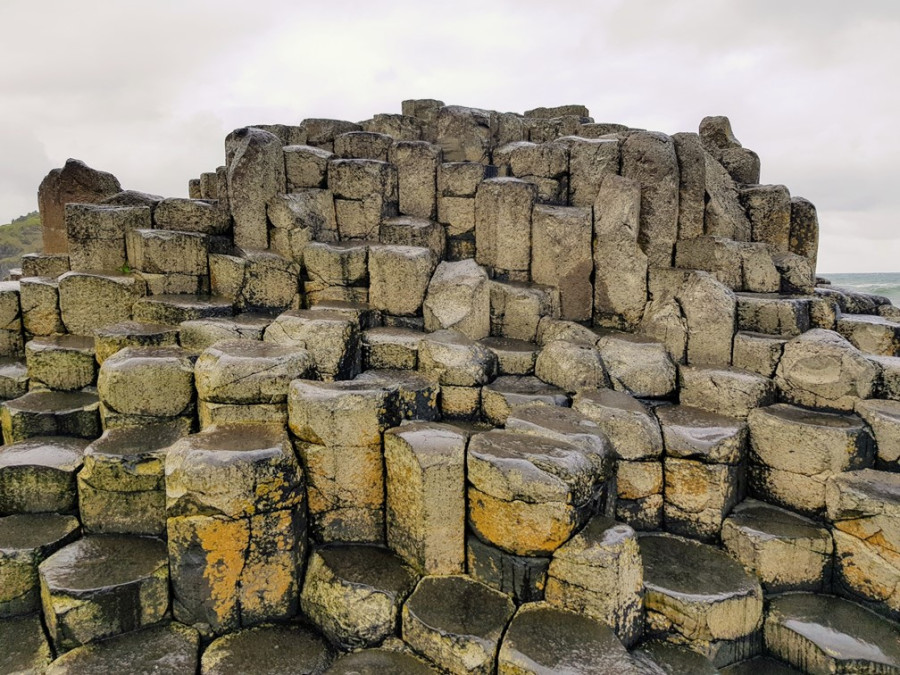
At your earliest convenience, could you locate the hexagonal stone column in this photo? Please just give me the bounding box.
[325,648,438,674]
[289,380,399,543]
[39,535,169,652]
[0,613,52,674]
[301,544,418,649]
[639,533,763,668]
[93,320,179,364]
[481,375,567,426]
[166,424,307,635]
[765,593,900,673]
[856,398,900,470]
[385,422,467,574]
[466,534,550,604]
[201,623,334,675]
[78,423,186,535]
[498,602,644,674]
[264,309,361,381]
[0,513,79,616]
[748,403,874,515]
[545,516,643,646]
[356,370,439,422]
[2,391,100,444]
[402,575,515,675]
[0,358,28,400]
[362,326,422,370]
[418,329,497,420]
[467,430,605,556]
[0,437,88,512]
[679,366,775,420]
[722,499,832,593]
[25,336,96,391]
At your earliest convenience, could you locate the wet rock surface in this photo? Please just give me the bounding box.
[0,436,88,512]
[324,647,438,674]
[0,612,53,673]
[201,623,334,675]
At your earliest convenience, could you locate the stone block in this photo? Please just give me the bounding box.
[284,144,332,190]
[435,105,493,163]
[664,457,744,541]
[489,280,557,342]
[838,314,900,356]
[334,131,393,161]
[200,624,333,675]
[573,389,664,460]
[466,534,549,604]
[21,253,69,279]
[94,320,179,364]
[736,293,811,338]
[596,331,677,398]
[0,359,28,400]
[196,400,286,429]
[789,196,819,278]
[474,177,536,276]
[25,335,95,391]
[268,190,336,262]
[615,460,664,530]
[422,259,489,339]
[418,329,497,387]
[98,346,195,418]
[672,132,706,241]
[380,216,445,259]
[363,112,426,141]
[530,204,593,321]
[0,436,87,514]
[226,127,285,249]
[740,184,792,252]
[126,229,208,275]
[856,398,900,469]
[58,272,145,336]
[303,118,362,151]
[438,196,475,236]
[675,237,780,293]
[732,331,786,378]
[264,309,361,381]
[355,370,439,422]
[704,149,751,241]
[680,365,776,419]
[153,198,231,235]
[2,391,100,444]
[479,336,538,375]
[555,136,619,207]
[439,161,495,197]
[535,340,607,393]
[368,245,436,317]
[304,241,368,287]
[362,326,422,370]
[328,159,398,240]
[481,375,568,426]
[391,141,440,219]
[65,204,151,273]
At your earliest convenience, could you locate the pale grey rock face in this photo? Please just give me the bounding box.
[418,329,497,387]
[596,331,676,398]
[423,259,490,340]
[65,204,151,274]
[530,204,593,321]
[284,144,332,190]
[740,184,792,253]
[225,127,285,250]
[535,340,608,393]
[58,272,145,336]
[856,398,900,469]
[153,198,230,235]
[436,105,493,163]
[837,313,900,356]
[201,624,333,675]
[390,141,440,220]
[264,310,361,381]
[733,331,786,378]
[703,149,751,241]
[699,115,742,153]
[679,366,775,420]
[481,375,568,426]
[736,293,811,338]
[490,280,558,343]
[474,177,535,277]
[98,346,196,418]
[672,132,706,241]
[368,245,436,318]
[334,131,393,162]
[380,216,445,259]
[790,196,819,278]
[554,136,619,207]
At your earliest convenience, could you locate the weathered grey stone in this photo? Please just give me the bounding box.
[776,328,880,411]
[596,331,676,398]
[479,337,538,375]
[264,310,361,381]
[656,404,746,465]
[201,623,334,675]
[334,130,393,161]
[98,346,195,417]
[593,175,648,330]
[390,141,440,219]
[58,271,145,336]
[381,216,445,259]
[362,326,422,370]
[764,593,900,674]
[545,516,643,646]
[665,456,745,541]
[46,621,200,675]
[153,198,231,235]
[368,245,436,317]
[226,127,285,249]
[555,136,619,207]
[468,429,605,556]
[740,184,792,252]
[40,535,169,651]
[639,532,763,668]
[0,282,23,358]
[25,335,95,391]
[385,422,467,575]
[302,545,417,651]
[268,190,336,262]
[308,300,380,330]
[530,204,592,320]
[364,113,426,141]
[789,196,819,279]
[621,131,680,267]
[719,146,760,184]
[422,259,490,339]
[732,331,786,378]
[196,400,285,429]
[498,602,645,674]
[21,253,70,279]
[838,313,900,356]
[0,514,80,617]
[402,575,515,675]
[2,392,100,444]
[354,370,439,422]
[303,118,363,151]
[284,144,332,191]
[481,375,567,426]
[126,229,208,275]
[178,314,270,352]
[573,389,664,460]
[827,469,900,619]
[704,150,752,241]
[304,240,368,288]
[329,159,398,240]
[39,158,122,254]
[418,329,497,387]
[0,359,29,400]
[435,105,493,163]
[78,423,185,535]
[324,648,437,674]
[736,293,811,338]
[675,237,780,293]
[856,398,900,469]
[772,251,814,295]
[20,276,65,337]
[474,177,536,277]
[439,161,495,198]
[672,133,706,241]
[211,249,301,311]
[133,270,208,297]
[699,116,742,153]
[634,640,720,675]
[679,366,775,419]
[466,534,549,604]
[94,320,179,364]
[722,499,832,593]
[166,425,306,634]
[535,340,607,393]
[490,280,558,342]
[0,612,53,673]
[65,204,151,273]
[749,403,874,515]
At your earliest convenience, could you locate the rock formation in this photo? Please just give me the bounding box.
[2,99,900,673]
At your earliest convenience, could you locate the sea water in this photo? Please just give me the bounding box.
[822,272,900,306]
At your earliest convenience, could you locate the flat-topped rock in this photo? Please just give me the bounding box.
[0,613,52,674]
[384,422,467,574]
[201,623,334,675]
[481,374,568,425]
[402,575,515,675]
[78,423,186,535]
[177,313,273,351]
[301,544,418,649]
[39,534,169,651]
[355,369,439,421]
[0,513,80,616]
[58,271,145,336]
[324,648,438,674]
[46,621,200,675]
[856,398,900,469]
[504,402,613,469]
[732,330,787,378]
[132,294,234,326]
[2,390,100,443]
[0,436,88,512]
[736,292,811,337]
[720,656,802,674]
[264,309,361,381]
[535,339,608,393]
[595,330,677,398]
[639,532,763,667]
[749,403,874,515]
[679,366,775,419]
[498,602,644,674]
[633,639,720,674]
[573,389,663,460]
[765,593,900,674]
[98,346,196,418]
[418,329,497,386]
[656,404,747,464]
[422,258,490,339]
[362,326,422,370]
[466,533,549,604]
[838,313,900,356]
[0,358,29,400]
[25,335,96,391]
[722,499,833,593]
[467,429,605,555]
[94,320,180,364]
[479,336,538,375]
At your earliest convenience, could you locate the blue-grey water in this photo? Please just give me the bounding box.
[822,272,900,306]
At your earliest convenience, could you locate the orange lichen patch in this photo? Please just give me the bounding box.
[468,488,577,556]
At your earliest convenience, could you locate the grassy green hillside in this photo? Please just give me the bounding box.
[0,211,42,278]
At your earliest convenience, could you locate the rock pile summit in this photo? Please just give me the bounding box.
[3,100,900,673]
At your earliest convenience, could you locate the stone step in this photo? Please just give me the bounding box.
[208,248,300,311]
[679,366,775,420]
[178,313,273,352]
[638,532,763,668]
[308,299,382,330]
[201,623,334,675]
[736,292,811,338]
[0,513,80,616]
[39,534,169,652]
[0,358,29,400]
[57,271,145,337]
[481,374,568,426]
[0,436,88,513]
[264,309,362,381]
[595,330,677,399]
[324,648,439,674]
[300,544,419,649]
[1,390,100,444]
[402,574,515,674]
[837,313,900,356]
[362,326,423,371]
[93,320,180,364]
[764,593,900,673]
[721,498,832,593]
[46,622,200,674]
[856,398,900,470]
[748,403,874,516]
[732,331,786,378]
[355,369,440,422]
[25,335,96,391]
[489,279,559,343]
[132,293,234,326]
[499,602,645,674]
[674,236,780,294]
[720,656,801,674]
[478,336,538,376]
[633,639,720,673]
[0,613,52,674]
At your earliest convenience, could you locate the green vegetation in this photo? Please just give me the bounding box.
[0,211,42,278]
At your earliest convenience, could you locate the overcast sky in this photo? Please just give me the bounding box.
[1,0,897,272]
